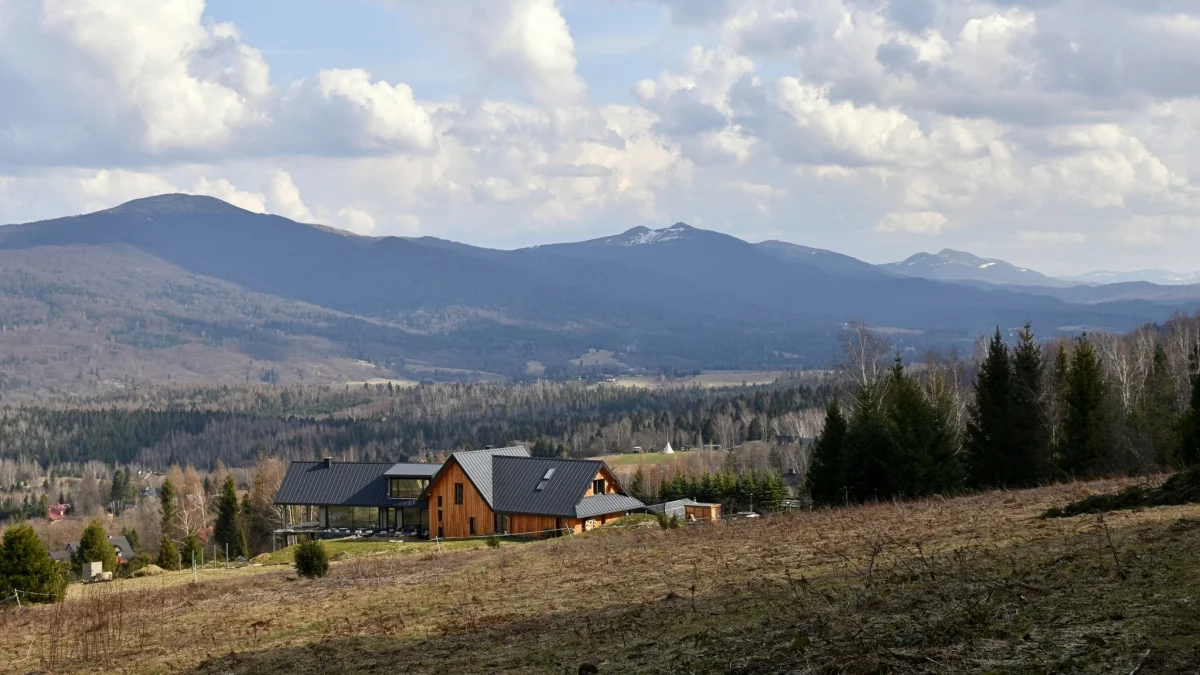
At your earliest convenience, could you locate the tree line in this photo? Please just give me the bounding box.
[806,316,1200,506]
[0,378,833,469]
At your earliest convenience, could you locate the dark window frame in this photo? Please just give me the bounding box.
[593,478,605,495]
[454,483,464,505]
[469,517,477,536]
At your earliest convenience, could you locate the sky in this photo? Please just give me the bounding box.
[1,0,1199,275]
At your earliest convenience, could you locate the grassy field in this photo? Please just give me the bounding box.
[251,537,510,566]
[611,370,790,389]
[600,451,695,466]
[3,477,1199,673]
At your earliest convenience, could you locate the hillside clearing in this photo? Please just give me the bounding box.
[2,476,1198,673]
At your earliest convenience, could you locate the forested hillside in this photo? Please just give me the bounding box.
[3,194,1198,400]
[0,378,833,469]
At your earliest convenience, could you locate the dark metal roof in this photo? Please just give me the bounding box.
[384,462,442,478]
[274,461,395,507]
[575,493,645,519]
[65,535,135,561]
[492,456,641,518]
[450,446,529,508]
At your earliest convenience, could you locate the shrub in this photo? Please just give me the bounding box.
[0,523,68,603]
[156,537,180,571]
[655,511,682,530]
[294,538,329,578]
[485,532,500,548]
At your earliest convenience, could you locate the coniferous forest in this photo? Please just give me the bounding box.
[807,316,1200,506]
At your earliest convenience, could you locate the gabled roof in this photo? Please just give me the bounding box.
[448,446,530,508]
[492,456,642,518]
[65,535,135,561]
[274,461,396,507]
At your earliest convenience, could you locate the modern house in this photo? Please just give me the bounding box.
[274,446,644,541]
[51,535,136,565]
[273,458,441,541]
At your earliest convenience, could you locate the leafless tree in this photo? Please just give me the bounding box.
[839,322,892,405]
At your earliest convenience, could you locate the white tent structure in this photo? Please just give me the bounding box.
[661,442,675,454]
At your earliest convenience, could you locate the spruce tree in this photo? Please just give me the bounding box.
[156,536,180,571]
[73,520,117,574]
[965,328,1014,488]
[159,478,178,540]
[213,475,247,559]
[1139,344,1181,467]
[806,398,847,506]
[628,466,649,503]
[746,417,765,442]
[0,523,68,603]
[180,533,202,569]
[885,359,960,497]
[1060,335,1109,478]
[842,403,895,503]
[1010,322,1051,486]
[1181,346,1200,467]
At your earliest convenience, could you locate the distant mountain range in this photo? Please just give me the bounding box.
[882,248,1200,288]
[1,194,1197,400]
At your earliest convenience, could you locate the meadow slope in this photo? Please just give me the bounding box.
[2,477,1198,673]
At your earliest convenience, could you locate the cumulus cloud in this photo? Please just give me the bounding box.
[266,170,316,223]
[388,0,586,107]
[3,0,1200,273]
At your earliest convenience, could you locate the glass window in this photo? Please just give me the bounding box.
[327,507,353,528]
[454,483,464,505]
[353,507,378,528]
[389,478,428,499]
[469,517,476,536]
[593,479,605,495]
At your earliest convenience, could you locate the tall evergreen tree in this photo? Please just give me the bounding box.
[159,478,178,540]
[884,359,961,497]
[1138,344,1182,467]
[1060,335,1109,478]
[628,466,650,503]
[156,536,180,571]
[842,403,896,503]
[806,398,847,506]
[1010,322,1051,486]
[1047,341,1071,467]
[0,524,68,603]
[1181,346,1200,467]
[213,475,247,559]
[73,520,117,574]
[965,328,1014,488]
[746,417,765,441]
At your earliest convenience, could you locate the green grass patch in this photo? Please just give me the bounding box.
[252,537,509,566]
[602,451,693,466]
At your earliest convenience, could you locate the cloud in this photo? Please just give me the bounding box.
[876,210,950,234]
[2,0,1200,273]
[266,170,316,223]
[1017,229,1086,244]
[387,0,586,107]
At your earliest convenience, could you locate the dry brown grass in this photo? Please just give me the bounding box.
[1,475,1197,674]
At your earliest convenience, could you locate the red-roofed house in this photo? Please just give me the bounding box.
[48,503,70,522]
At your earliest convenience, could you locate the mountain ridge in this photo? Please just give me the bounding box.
[1,194,1197,401]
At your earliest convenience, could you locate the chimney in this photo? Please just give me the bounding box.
[323,457,333,468]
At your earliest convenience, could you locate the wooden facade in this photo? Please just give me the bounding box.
[684,503,722,522]
[582,466,620,497]
[424,455,639,540]
[426,459,496,539]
